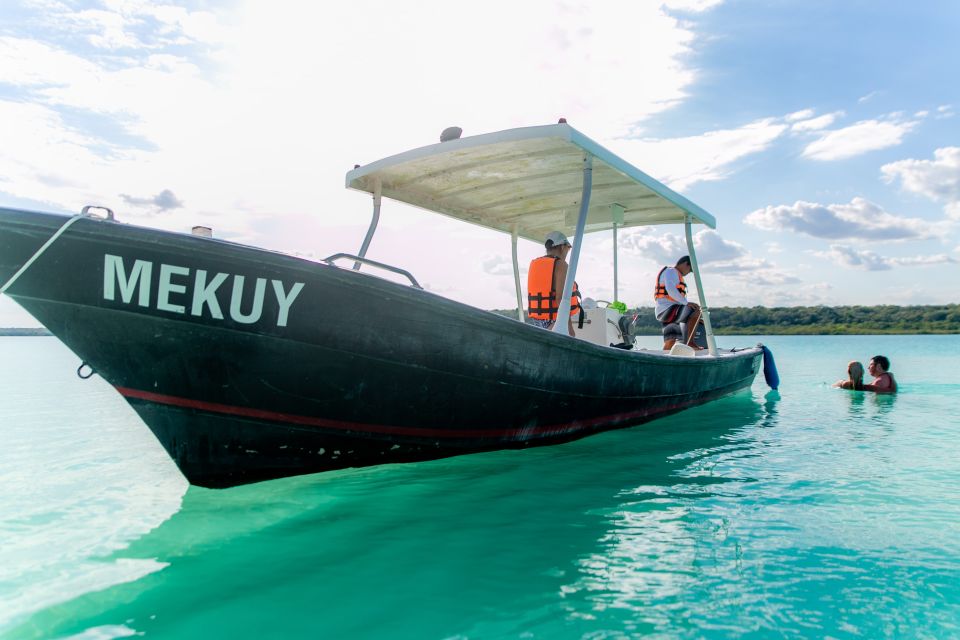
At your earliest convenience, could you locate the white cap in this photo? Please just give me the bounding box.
[545,230,570,247]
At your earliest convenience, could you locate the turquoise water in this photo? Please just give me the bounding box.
[2,335,959,639]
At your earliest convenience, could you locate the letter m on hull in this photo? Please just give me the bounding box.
[103,254,152,307]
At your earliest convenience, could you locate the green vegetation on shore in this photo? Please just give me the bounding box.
[635,304,959,335]
[6,304,959,336]
[494,304,960,335]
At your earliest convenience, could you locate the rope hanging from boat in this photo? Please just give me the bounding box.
[0,215,83,296]
[0,207,112,296]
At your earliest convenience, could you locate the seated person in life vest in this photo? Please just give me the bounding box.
[527,231,582,337]
[654,255,702,350]
[863,355,897,393]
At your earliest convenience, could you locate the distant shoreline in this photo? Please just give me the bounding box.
[5,302,958,337]
[3,328,956,337]
[493,303,960,335]
[0,328,52,336]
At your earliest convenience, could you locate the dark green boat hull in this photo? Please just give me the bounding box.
[0,208,761,488]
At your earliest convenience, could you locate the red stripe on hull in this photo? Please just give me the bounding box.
[115,386,709,440]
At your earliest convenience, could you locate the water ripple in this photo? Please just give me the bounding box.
[2,335,959,639]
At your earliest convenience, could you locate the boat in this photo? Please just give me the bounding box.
[0,122,768,489]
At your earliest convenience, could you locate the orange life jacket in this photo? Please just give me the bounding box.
[527,255,581,321]
[654,266,686,302]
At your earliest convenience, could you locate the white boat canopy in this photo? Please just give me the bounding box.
[343,122,719,355]
[346,123,715,241]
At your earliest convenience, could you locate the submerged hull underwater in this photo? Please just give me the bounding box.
[1,208,762,488]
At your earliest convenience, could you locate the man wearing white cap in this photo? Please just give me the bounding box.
[527,231,582,336]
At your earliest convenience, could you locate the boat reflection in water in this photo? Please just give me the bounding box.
[12,390,771,638]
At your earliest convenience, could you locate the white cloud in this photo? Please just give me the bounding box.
[813,245,892,271]
[614,118,788,190]
[858,91,880,103]
[763,284,834,305]
[0,1,710,225]
[0,36,100,86]
[618,228,799,289]
[707,257,771,274]
[790,111,842,132]
[69,9,145,49]
[0,99,134,202]
[693,229,747,262]
[786,108,815,122]
[31,2,229,51]
[881,147,960,220]
[744,197,932,241]
[802,117,917,161]
[120,189,183,211]
[619,228,687,266]
[13,0,956,319]
[480,254,515,277]
[620,228,747,266]
[143,5,229,44]
[813,245,957,271]
[662,0,724,11]
[748,271,803,286]
[1,0,764,324]
[894,254,958,267]
[9,0,740,327]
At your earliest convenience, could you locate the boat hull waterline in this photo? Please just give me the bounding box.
[1,209,762,488]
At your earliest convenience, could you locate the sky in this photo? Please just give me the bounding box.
[1,0,958,327]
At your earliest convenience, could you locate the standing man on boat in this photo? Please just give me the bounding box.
[654,256,702,350]
[527,231,582,336]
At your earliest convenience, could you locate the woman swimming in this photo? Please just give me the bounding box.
[834,361,864,390]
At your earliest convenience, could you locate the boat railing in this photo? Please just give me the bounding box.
[80,205,115,221]
[323,253,423,289]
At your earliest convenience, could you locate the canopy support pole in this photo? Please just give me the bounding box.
[554,154,593,334]
[354,178,381,270]
[610,204,625,303]
[511,227,523,322]
[613,223,619,302]
[684,216,718,356]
